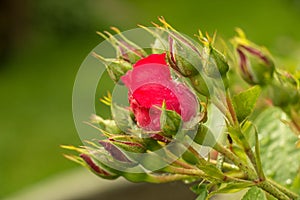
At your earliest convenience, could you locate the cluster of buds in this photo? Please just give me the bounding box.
[62,109,224,183]
[94,27,147,83]
[139,17,230,97]
[63,18,300,200]
[233,29,300,137]
[63,18,236,185]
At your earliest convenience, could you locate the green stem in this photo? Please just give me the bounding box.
[212,98,234,125]
[253,126,266,181]
[213,142,257,180]
[257,181,290,200]
[209,159,240,171]
[146,173,198,183]
[225,91,265,181]
[225,91,239,126]
[268,178,299,200]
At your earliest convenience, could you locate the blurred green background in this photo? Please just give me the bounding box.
[1,0,300,198]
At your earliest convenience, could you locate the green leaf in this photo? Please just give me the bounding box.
[254,108,300,193]
[232,85,261,122]
[190,184,208,200]
[208,182,254,198]
[241,186,267,200]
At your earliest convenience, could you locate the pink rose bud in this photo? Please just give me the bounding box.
[121,53,199,131]
[237,45,274,85]
[234,29,275,85]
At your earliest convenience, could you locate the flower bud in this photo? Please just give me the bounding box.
[90,114,122,134]
[237,45,274,85]
[203,46,229,78]
[108,137,146,153]
[168,36,202,77]
[155,17,202,77]
[99,140,132,163]
[189,73,210,97]
[80,154,119,179]
[267,78,300,107]
[97,27,147,64]
[93,53,132,83]
[234,30,275,85]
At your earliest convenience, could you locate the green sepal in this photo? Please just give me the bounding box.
[203,46,229,78]
[211,47,230,76]
[190,74,210,97]
[160,102,182,137]
[170,40,202,77]
[157,17,202,77]
[138,151,169,171]
[97,27,147,64]
[79,153,120,180]
[110,139,146,153]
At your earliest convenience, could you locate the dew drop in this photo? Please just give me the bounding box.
[285,179,292,185]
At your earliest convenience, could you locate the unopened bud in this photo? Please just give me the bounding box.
[97,27,147,63]
[109,137,146,153]
[234,30,275,85]
[154,17,202,77]
[80,154,119,179]
[90,114,122,134]
[168,35,202,77]
[93,53,132,83]
[189,74,210,97]
[268,79,300,107]
[203,46,229,78]
[197,31,229,79]
[99,140,132,163]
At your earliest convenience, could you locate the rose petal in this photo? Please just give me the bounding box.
[173,83,198,121]
[121,53,199,131]
[129,83,181,130]
[121,64,171,92]
[134,53,167,67]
